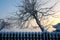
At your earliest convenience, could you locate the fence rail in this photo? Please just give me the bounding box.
[0,32,60,40]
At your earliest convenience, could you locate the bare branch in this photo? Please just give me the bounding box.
[36,0,49,10]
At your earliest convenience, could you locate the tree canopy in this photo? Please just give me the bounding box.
[7,0,58,32]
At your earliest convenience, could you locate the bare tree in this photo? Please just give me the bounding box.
[0,19,11,30]
[7,0,58,32]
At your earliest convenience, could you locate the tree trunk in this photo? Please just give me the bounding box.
[33,14,44,31]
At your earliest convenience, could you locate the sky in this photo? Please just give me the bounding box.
[0,0,19,19]
[0,0,58,19]
[0,0,60,32]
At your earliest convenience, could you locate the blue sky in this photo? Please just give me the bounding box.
[0,0,58,19]
[0,0,19,19]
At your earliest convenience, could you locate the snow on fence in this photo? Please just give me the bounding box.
[0,32,60,40]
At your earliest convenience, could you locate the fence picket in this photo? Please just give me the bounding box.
[0,32,60,40]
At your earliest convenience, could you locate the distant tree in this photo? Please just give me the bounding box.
[8,0,58,32]
[0,19,4,30]
[0,19,11,30]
